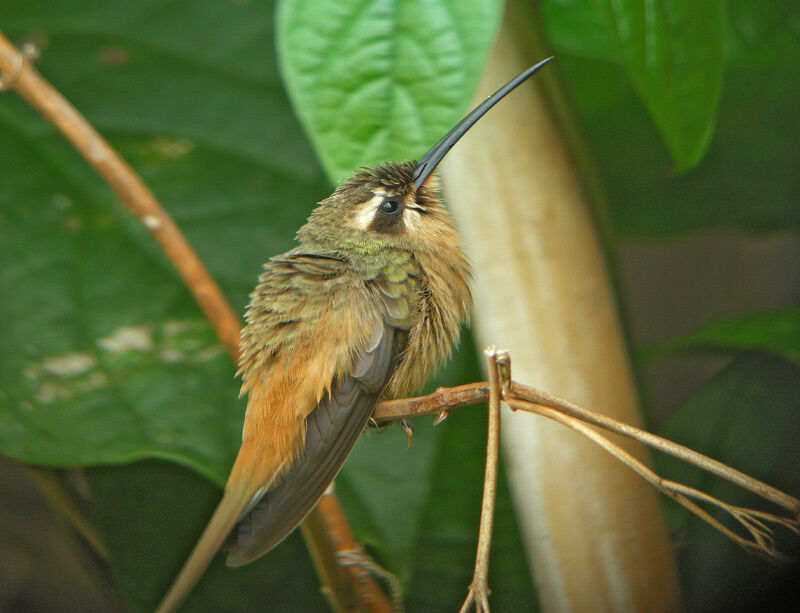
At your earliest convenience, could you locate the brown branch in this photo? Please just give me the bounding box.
[315,492,397,613]
[374,369,800,562]
[508,382,800,514]
[0,31,390,612]
[375,382,490,422]
[460,348,506,613]
[505,398,799,561]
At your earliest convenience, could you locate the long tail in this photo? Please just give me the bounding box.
[154,481,254,613]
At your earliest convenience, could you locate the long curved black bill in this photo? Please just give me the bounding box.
[412,57,554,188]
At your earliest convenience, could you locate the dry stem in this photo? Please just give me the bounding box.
[0,31,390,612]
[375,375,800,563]
[459,348,505,613]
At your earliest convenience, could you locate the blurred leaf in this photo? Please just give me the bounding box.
[276,0,503,181]
[543,0,800,66]
[552,54,800,237]
[541,0,619,62]
[541,0,800,236]
[725,0,800,65]
[590,0,725,170]
[642,306,800,366]
[656,354,800,611]
[87,460,329,613]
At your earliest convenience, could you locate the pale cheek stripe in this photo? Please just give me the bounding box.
[403,207,423,232]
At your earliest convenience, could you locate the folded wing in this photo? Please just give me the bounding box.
[225,317,397,565]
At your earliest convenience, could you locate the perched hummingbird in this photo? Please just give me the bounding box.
[156,57,552,613]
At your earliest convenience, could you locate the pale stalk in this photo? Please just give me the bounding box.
[438,4,681,611]
[460,348,505,613]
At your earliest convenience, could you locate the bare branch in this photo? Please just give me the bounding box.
[508,383,800,515]
[505,397,799,560]
[374,364,800,562]
[375,382,490,422]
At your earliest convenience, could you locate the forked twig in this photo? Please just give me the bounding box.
[505,398,799,561]
[508,382,799,514]
[375,358,800,568]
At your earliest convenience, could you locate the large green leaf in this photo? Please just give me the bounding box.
[642,306,800,366]
[0,0,326,478]
[551,56,800,237]
[276,0,503,182]
[589,0,725,171]
[656,354,800,611]
[0,121,251,483]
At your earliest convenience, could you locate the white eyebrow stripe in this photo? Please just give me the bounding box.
[351,189,386,230]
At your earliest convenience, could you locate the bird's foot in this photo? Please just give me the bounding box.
[337,549,404,612]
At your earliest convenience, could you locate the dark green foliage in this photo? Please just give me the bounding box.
[657,354,800,612]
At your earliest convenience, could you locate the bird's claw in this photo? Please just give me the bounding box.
[399,419,414,448]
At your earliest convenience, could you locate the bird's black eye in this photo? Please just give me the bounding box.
[379,197,401,215]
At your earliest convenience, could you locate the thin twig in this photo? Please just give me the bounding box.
[509,383,800,515]
[460,348,505,613]
[0,31,390,612]
[505,398,799,559]
[374,375,800,561]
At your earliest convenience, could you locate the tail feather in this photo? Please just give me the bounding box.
[154,485,252,613]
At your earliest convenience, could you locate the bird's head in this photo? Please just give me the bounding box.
[296,57,553,257]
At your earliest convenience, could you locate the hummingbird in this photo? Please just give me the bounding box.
[155,57,553,613]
